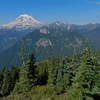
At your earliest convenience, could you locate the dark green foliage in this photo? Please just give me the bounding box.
[72,41,100,99]
[56,58,64,94]
[1,41,100,100]
[12,53,37,94]
[0,69,4,97]
[10,66,19,92]
[91,52,100,96]
[62,58,73,87]
[47,54,59,86]
[0,68,12,96]
[67,87,85,100]
[37,61,48,85]
[20,44,26,65]
[73,44,93,90]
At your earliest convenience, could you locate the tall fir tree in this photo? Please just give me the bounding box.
[0,69,3,97]
[56,58,64,94]
[63,58,72,88]
[92,52,100,96]
[20,44,26,65]
[13,53,37,94]
[48,53,59,86]
[10,66,19,92]
[37,61,48,85]
[73,41,96,98]
[0,68,12,96]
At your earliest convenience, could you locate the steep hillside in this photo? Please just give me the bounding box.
[0,28,85,68]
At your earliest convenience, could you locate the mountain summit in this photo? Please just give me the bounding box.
[1,14,43,30]
[0,14,43,53]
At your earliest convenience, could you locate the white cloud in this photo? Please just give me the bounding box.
[88,1,100,5]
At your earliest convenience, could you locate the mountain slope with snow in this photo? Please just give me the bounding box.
[0,14,43,30]
[0,14,44,52]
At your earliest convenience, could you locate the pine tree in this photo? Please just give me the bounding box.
[37,61,48,85]
[10,66,19,92]
[73,41,95,96]
[26,53,37,86]
[56,58,64,94]
[92,52,100,96]
[0,70,3,97]
[63,58,72,88]
[71,49,79,76]
[13,53,37,93]
[20,44,26,65]
[67,41,94,99]
[48,53,58,86]
[1,68,12,96]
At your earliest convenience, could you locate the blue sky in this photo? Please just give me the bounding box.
[0,0,100,25]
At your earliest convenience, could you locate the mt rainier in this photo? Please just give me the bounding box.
[0,14,43,30]
[0,14,43,52]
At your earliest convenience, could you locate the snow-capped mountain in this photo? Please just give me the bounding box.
[0,14,44,53]
[0,14,43,30]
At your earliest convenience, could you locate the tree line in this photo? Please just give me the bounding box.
[0,41,100,100]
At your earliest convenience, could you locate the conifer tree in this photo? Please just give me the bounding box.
[73,41,95,96]
[92,52,100,96]
[1,68,11,96]
[0,70,3,96]
[13,53,37,93]
[71,49,79,76]
[67,49,80,85]
[20,44,26,64]
[48,53,59,86]
[63,58,72,88]
[10,66,19,92]
[56,58,64,94]
[37,62,48,85]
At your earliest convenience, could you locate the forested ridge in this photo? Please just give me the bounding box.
[0,41,100,100]
[0,29,85,68]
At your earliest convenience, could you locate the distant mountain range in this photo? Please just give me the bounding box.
[0,14,100,67]
[0,28,85,67]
